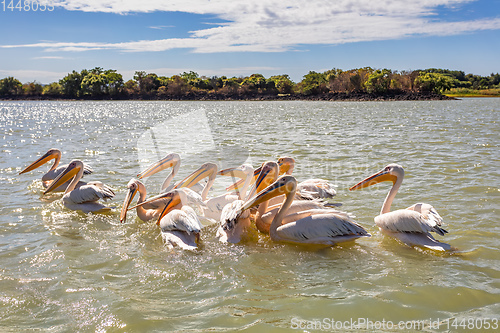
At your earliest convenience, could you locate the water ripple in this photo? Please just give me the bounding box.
[0,99,498,331]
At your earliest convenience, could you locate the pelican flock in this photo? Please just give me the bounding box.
[232,175,370,246]
[19,149,453,252]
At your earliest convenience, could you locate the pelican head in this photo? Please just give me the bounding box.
[175,162,218,189]
[19,148,61,174]
[225,164,261,191]
[137,153,180,179]
[156,190,184,224]
[349,164,404,191]
[242,175,297,213]
[120,179,143,223]
[43,160,83,194]
[277,156,295,175]
[246,161,279,199]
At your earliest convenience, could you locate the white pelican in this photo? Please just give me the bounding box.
[174,162,239,221]
[120,179,174,223]
[128,185,211,226]
[234,176,370,246]
[249,161,341,234]
[173,162,217,201]
[154,189,203,250]
[44,160,115,213]
[278,157,337,200]
[138,163,254,226]
[137,153,181,193]
[349,164,451,251]
[215,164,255,243]
[19,148,93,192]
[225,165,262,192]
[217,164,255,200]
[217,200,252,243]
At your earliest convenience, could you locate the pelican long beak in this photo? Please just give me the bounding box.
[241,176,295,212]
[120,186,139,223]
[156,193,182,225]
[349,168,397,191]
[174,163,217,189]
[226,165,261,191]
[43,163,80,194]
[19,150,57,174]
[217,166,247,179]
[137,154,178,179]
[127,191,168,210]
[246,162,278,199]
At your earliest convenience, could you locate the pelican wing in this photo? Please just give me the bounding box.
[66,182,115,204]
[179,188,206,208]
[162,231,198,250]
[297,179,337,199]
[82,163,94,176]
[160,206,202,234]
[218,200,251,243]
[204,193,239,220]
[178,188,213,224]
[375,208,447,236]
[406,203,446,231]
[220,200,247,231]
[277,213,370,244]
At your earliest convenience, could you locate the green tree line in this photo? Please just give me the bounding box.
[1,67,499,99]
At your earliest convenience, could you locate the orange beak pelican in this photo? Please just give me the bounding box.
[43,161,81,195]
[349,165,398,191]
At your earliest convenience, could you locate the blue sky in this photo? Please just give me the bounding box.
[1,0,499,83]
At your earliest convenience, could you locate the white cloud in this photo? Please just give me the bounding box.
[3,0,500,53]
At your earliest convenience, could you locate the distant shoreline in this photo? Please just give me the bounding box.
[0,90,456,102]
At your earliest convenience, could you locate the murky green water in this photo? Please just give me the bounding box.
[1,100,498,332]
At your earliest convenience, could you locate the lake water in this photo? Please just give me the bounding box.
[0,99,499,332]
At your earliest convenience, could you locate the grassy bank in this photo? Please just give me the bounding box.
[445,88,500,97]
